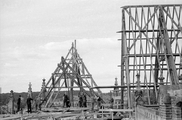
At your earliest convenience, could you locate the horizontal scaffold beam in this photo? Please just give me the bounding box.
[118,63,181,67]
[121,68,181,71]
[46,86,91,88]
[92,85,159,89]
[121,4,181,8]
[117,29,180,33]
[118,37,182,41]
[127,53,181,57]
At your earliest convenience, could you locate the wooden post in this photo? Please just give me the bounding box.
[121,8,125,109]
[70,42,74,107]
[122,9,131,110]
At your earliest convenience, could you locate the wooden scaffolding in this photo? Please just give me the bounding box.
[118,4,182,109]
[37,41,103,108]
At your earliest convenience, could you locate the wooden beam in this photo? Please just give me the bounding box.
[127,53,181,57]
[121,4,182,9]
[46,86,90,88]
[118,63,181,67]
[92,85,159,89]
[118,37,182,41]
[117,29,180,33]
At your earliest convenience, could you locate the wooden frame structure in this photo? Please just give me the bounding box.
[118,4,182,109]
[37,41,102,108]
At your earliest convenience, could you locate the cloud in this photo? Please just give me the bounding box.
[40,38,119,51]
[40,41,71,51]
[1,46,47,62]
[39,38,121,66]
[0,73,24,77]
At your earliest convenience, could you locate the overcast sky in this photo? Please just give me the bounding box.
[0,0,181,93]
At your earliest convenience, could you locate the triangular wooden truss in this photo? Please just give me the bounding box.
[38,41,103,107]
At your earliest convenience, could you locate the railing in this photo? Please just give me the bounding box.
[136,105,165,120]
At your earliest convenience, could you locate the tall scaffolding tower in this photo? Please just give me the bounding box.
[118,4,182,109]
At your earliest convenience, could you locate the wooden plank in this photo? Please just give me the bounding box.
[54,111,88,119]
[1,114,30,120]
[1,116,21,120]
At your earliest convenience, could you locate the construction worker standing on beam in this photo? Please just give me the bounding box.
[27,95,33,113]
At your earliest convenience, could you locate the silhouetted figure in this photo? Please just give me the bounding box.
[83,93,87,107]
[63,93,70,108]
[17,95,21,113]
[110,97,114,109]
[66,96,70,107]
[63,93,67,107]
[27,97,33,113]
[79,92,83,107]
[97,96,102,109]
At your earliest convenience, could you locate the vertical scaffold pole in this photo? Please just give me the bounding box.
[121,9,125,109]
[70,42,74,107]
[122,8,131,109]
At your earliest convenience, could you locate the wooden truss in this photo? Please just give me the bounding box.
[118,4,182,108]
[38,41,102,108]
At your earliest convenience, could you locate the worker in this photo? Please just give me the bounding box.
[27,96,33,113]
[91,96,94,111]
[66,95,70,107]
[83,93,87,107]
[97,96,102,109]
[16,95,21,113]
[79,92,83,107]
[63,93,70,108]
[110,97,114,109]
[63,93,67,107]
